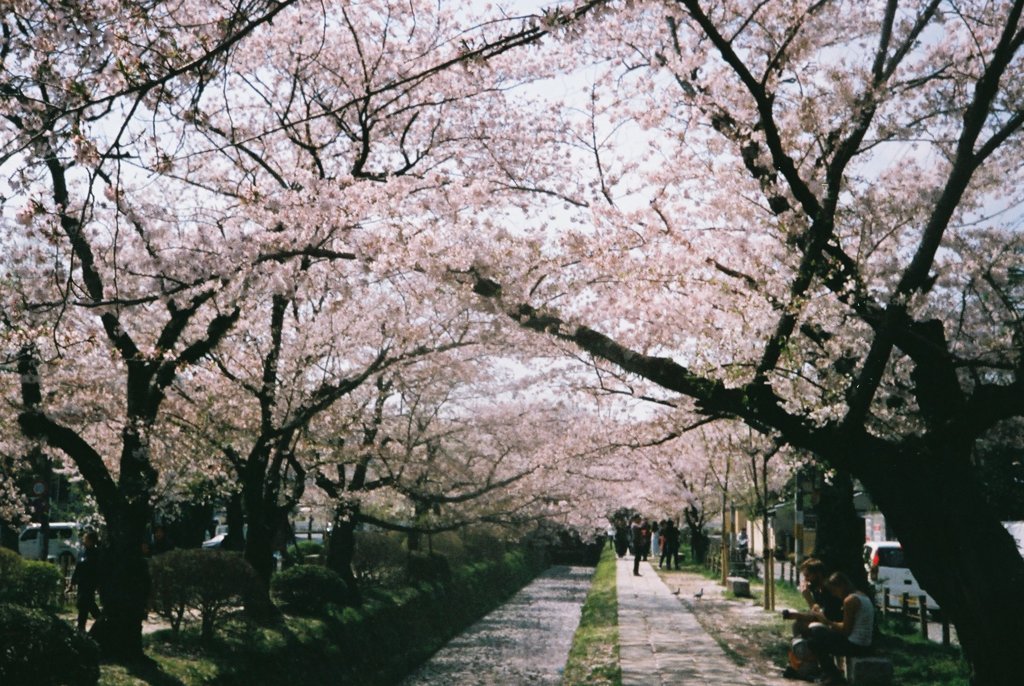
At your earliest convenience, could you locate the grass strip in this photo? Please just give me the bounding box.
[561,543,621,686]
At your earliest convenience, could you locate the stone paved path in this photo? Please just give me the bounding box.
[401,557,797,685]
[617,557,792,686]
[400,565,592,685]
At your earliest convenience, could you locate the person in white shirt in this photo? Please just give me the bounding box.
[805,571,875,685]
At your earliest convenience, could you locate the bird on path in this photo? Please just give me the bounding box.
[671,588,680,596]
[694,588,704,600]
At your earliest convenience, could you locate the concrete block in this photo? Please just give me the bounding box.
[725,576,750,597]
[845,656,893,686]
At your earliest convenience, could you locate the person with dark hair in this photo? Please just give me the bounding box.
[639,518,651,562]
[796,557,844,633]
[660,519,681,569]
[805,572,875,685]
[630,515,644,576]
[70,531,102,632]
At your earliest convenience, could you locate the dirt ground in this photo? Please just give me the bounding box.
[656,566,792,676]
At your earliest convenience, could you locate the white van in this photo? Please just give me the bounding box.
[18,522,82,572]
[1003,521,1024,557]
[863,540,939,612]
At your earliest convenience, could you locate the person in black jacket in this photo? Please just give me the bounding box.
[660,519,681,570]
[71,531,102,632]
[630,515,644,576]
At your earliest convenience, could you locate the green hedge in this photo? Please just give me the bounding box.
[271,564,350,614]
[200,545,549,685]
[0,602,100,686]
[0,547,63,611]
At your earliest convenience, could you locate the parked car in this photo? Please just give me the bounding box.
[202,524,247,549]
[1003,521,1024,557]
[863,540,939,612]
[201,533,228,549]
[18,522,81,572]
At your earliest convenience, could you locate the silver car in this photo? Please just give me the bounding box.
[18,522,81,573]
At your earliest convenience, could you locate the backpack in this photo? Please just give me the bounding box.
[784,638,820,681]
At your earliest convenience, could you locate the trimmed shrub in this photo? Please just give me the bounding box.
[149,549,258,644]
[352,530,405,585]
[406,551,450,584]
[0,547,20,579]
[0,602,100,686]
[277,540,323,569]
[294,540,324,559]
[271,564,350,614]
[0,548,63,610]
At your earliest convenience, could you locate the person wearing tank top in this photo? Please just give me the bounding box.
[804,571,875,685]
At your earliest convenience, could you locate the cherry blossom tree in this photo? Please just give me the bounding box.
[3,2,1022,682]
[1,0,636,654]
[463,2,1024,682]
[168,276,487,596]
[305,343,629,588]
[0,0,608,655]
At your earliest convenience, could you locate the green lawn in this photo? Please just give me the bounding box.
[752,577,969,686]
[561,544,621,686]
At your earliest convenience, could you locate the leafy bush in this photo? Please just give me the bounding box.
[352,530,406,585]
[0,602,100,686]
[277,540,324,569]
[426,532,466,566]
[271,564,350,614]
[460,528,510,562]
[149,549,258,644]
[406,552,450,583]
[0,548,63,610]
[0,547,20,579]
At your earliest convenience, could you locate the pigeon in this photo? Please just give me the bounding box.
[672,588,680,596]
[694,587,704,599]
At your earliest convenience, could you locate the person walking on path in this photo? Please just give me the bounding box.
[630,515,644,576]
[639,519,651,562]
[71,530,102,632]
[660,519,681,570]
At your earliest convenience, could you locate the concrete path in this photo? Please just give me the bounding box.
[617,557,791,686]
[401,565,592,685]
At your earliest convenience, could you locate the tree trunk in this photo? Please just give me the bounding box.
[224,492,245,551]
[810,468,870,591]
[325,513,359,596]
[240,495,281,620]
[852,439,1024,686]
[683,504,709,563]
[92,510,149,660]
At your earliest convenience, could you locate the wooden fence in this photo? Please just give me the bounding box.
[876,587,953,646]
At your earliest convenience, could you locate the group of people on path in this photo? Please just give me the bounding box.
[781,557,875,685]
[618,514,682,576]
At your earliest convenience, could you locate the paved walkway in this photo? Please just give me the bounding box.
[401,565,592,685]
[617,557,791,686]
